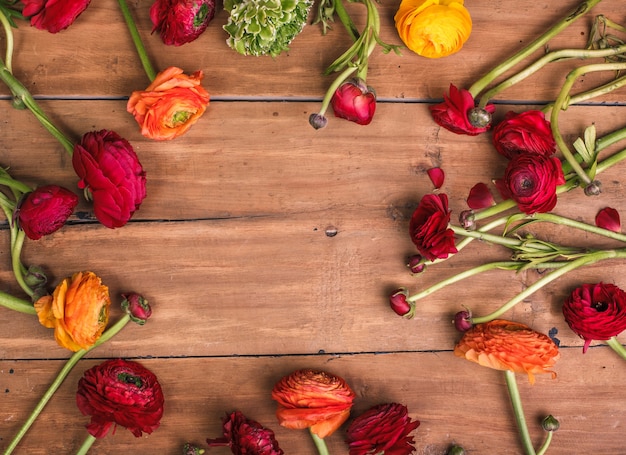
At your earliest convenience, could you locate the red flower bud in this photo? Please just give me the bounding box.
[150,0,216,46]
[406,255,425,275]
[454,310,473,332]
[121,293,152,325]
[207,410,284,455]
[16,185,78,240]
[331,79,376,125]
[389,288,415,319]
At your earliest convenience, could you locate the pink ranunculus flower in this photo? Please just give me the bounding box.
[150,0,216,46]
[21,0,92,33]
[17,185,78,240]
[331,79,376,125]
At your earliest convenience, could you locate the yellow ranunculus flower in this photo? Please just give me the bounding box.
[34,271,111,351]
[394,0,472,58]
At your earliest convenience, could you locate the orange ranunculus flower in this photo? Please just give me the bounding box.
[34,271,111,352]
[454,319,560,384]
[127,66,210,141]
[271,369,355,438]
[394,0,472,58]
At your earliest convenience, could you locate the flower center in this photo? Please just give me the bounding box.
[194,4,209,28]
[170,110,193,127]
[592,301,608,312]
[117,372,144,387]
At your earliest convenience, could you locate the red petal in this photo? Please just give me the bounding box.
[467,182,495,209]
[595,207,621,232]
[427,167,445,189]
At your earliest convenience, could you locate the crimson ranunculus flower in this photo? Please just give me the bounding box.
[72,129,147,229]
[21,0,91,33]
[271,369,356,438]
[429,84,495,135]
[346,403,420,455]
[76,358,164,438]
[16,185,78,240]
[563,282,626,353]
[409,193,457,261]
[331,79,376,125]
[150,0,216,46]
[500,153,564,214]
[492,110,556,159]
[207,410,284,455]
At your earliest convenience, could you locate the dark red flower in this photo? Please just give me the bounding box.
[389,288,415,319]
[121,293,152,325]
[466,182,494,210]
[501,153,564,214]
[150,0,215,46]
[207,410,284,455]
[429,84,495,136]
[595,207,621,233]
[346,403,420,455]
[409,193,457,261]
[21,0,91,33]
[72,130,147,229]
[563,282,626,353]
[76,359,164,438]
[331,79,376,125]
[16,185,78,240]
[492,110,556,159]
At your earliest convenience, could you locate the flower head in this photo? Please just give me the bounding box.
[454,319,560,384]
[34,271,111,351]
[331,79,376,125]
[389,288,415,319]
[127,66,210,141]
[16,185,78,240]
[207,410,284,455]
[429,85,495,135]
[150,0,216,46]
[562,282,626,353]
[409,193,457,261]
[76,358,164,438]
[73,129,147,228]
[345,402,420,455]
[22,0,91,33]
[271,368,355,438]
[121,292,152,325]
[394,0,472,58]
[492,110,556,159]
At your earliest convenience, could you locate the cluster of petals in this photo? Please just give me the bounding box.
[409,193,457,261]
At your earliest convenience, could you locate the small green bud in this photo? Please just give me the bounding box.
[542,414,560,432]
[467,107,492,128]
[447,445,466,455]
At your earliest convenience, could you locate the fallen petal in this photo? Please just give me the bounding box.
[595,207,621,232]
[467,182,495,209]
[427,167,445,189]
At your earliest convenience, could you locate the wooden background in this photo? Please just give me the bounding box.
[1,0,625,453]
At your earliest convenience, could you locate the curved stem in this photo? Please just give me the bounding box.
[536,431,554,455]
[0,176,32,195]
[605,336,626,361]
[309,430,330,455]
[450,224,555,250]
[0,8,14,73]
[11,230,34,298]
[317,66,357,117]
[530,212,626,243]
[0,289,35,314]
[75,434,97,455]
[117,0,156,82]
[504,370,536,455]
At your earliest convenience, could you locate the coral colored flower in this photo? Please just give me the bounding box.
[73,129,147,229]
[16,185,78,240]
[429,85,495,135]
[207,410,284,455]
[466,182,494,210]
[331,79,376,125]
[394,0,472,58]
[500,153,565,214]
[76,358,164,438]
[150,0,215,46]
[127,66,210,141]
[34,271,111,351]
[21,0,91,33]
[492,110,556,159]
[271,369,355,438]
[562,282,626,353]
[595,207,621,233]
[454,319,560,384]
[346,402,420,455]
[427,167,445,189]
[409,193,457,261]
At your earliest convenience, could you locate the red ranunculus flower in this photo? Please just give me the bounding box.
[207,410,284,455]
[16,185,78,240]
[563,282,626,353]
[492,110,556,159]
[409,193,457,261]
[500,153,564,214]
[21,0,91,33]
[72,130,147,229]
[331,79,376,125]
[76,358,164,438]
[429,84,495,136]
[150,0,215,46]
[346,403,420,455]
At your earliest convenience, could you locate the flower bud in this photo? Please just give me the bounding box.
[309,113,328,129]
[121,293,152,325]
[454,310,473,332]
[16,185,79,240]
[541,415,560,432]
[406,255,425,274]
[468,107,492,128]
[182,443,205,455]
[447,445,466,455]
[459,210,476,230]
[584,180,602,196]
[389,288,415,319]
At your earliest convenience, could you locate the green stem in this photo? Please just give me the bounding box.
[75,434,97,455]
[536,431,554,455]
[11,230,34,298]
[0,289,35,314]
[450,224,557,250]
[317,66,357,117]
[605,336,626,361]
[333,0,359,41]
[530,213,626,243]
[3,315,131,454]
[117,0,156,82]
[309,430,330,455]
[596,126,626,152]
[0,176,32,195]
[504,370,536,455]
[469,0,603,99]
[0,8,14,73]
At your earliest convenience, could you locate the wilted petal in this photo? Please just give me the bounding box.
[595,207,621,233]
[427,167,445,189]
[466,182,495,209]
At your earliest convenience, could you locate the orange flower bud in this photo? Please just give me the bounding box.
[454,319,560,384]
[271,369,355,438]
[34,271,111,351]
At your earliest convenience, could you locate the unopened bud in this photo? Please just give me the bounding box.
[454,310,473,332]
[121,292,152,325]
[468,107,492,128]
[183,443,205,455]
[389,288,415,319]
[406,255,425,274]
[447,445,466,455]
[309,113,328,129]
[459,210,476,230]
[541,415,560,432]
[584,180,602,196]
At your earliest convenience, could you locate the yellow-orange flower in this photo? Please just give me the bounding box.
[127,66,210,141]
[271,368,355,438]
[34,271,111,352]
[454,319,560,384]
[394,0,472,58]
